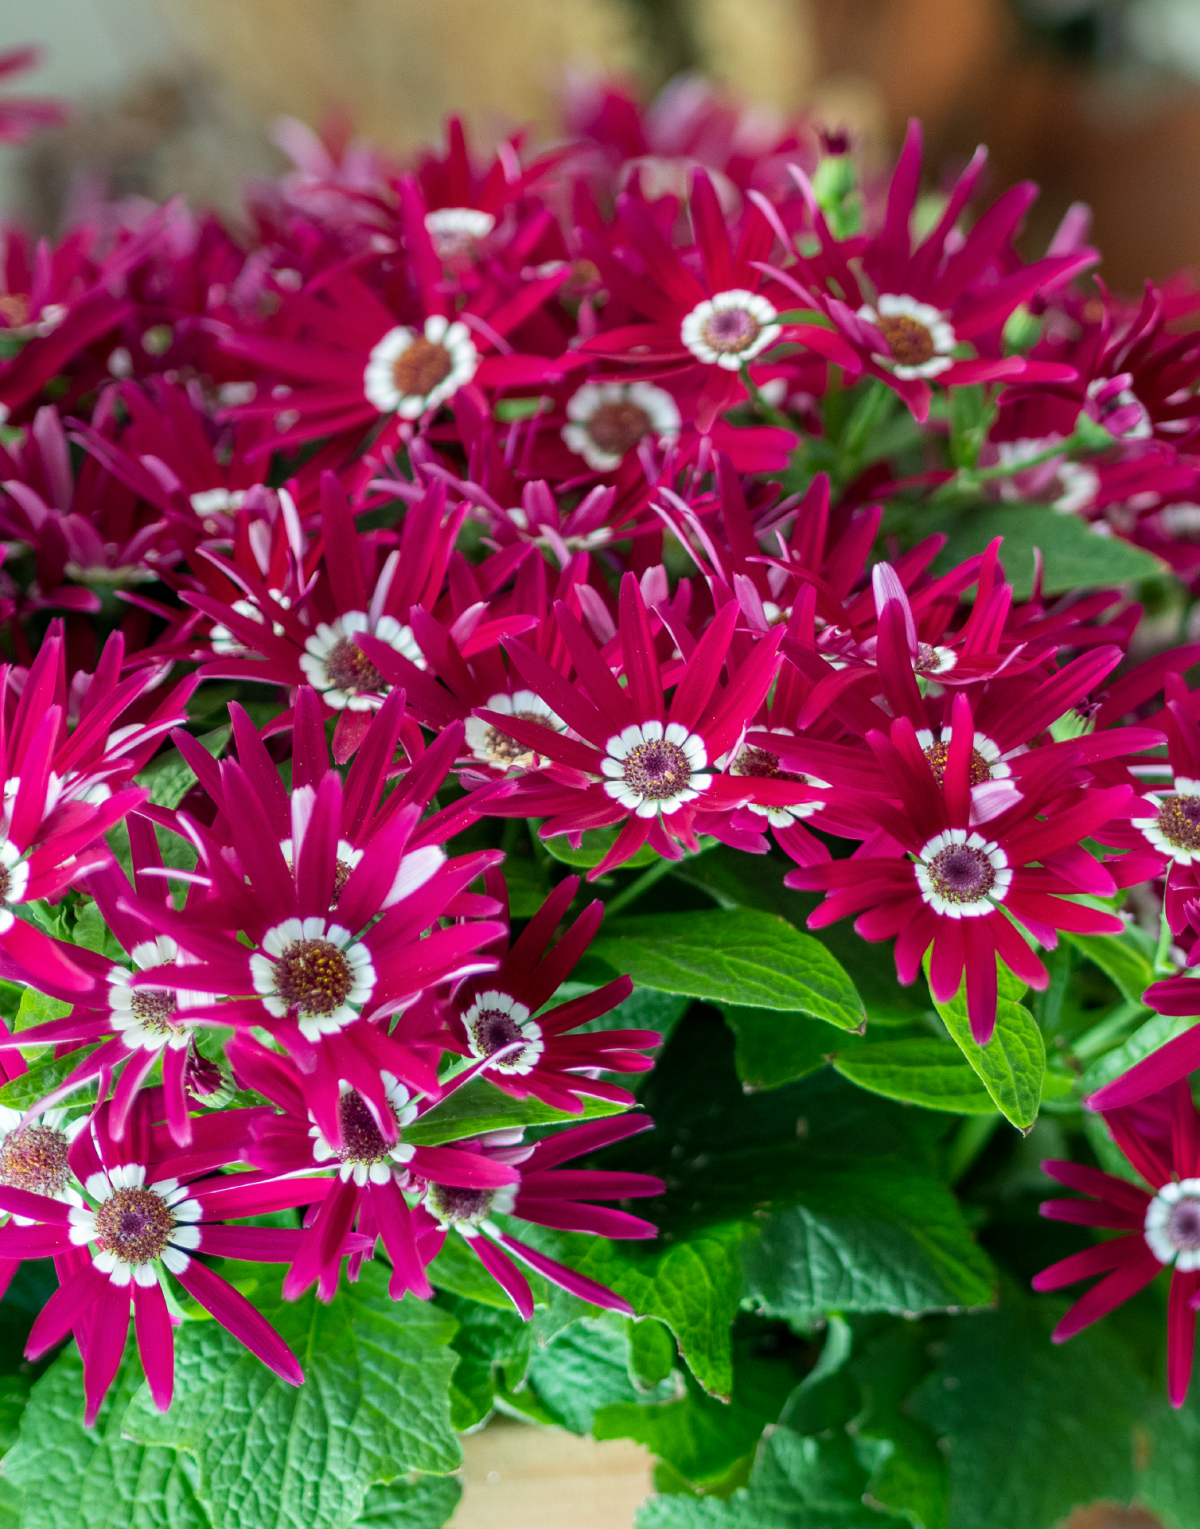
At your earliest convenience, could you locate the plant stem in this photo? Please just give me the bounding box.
[603,856,675,919]
[739,363,795,433]
[945,1112,1002,1184]
[1072,999,1148,1061]
[1155,902,1176,976]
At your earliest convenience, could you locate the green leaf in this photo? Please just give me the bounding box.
[3,1340,210,1529]
[350,1476,461,1529]
[932,503,1165,599]
[426,1226,541,1309]
[588,910,865,1026]
[1080,1010,1197,1096]
[930,963,1044,1130]
[909,1295,1143,1529]
[741,1157,994,1324]
[407,1076,630,1147]
[0,1046,96,1110]
[513,1220,750,1400]
[436,1292,531,1431]
[122,1264,461,1529]
[71,899,126,959]
[629,1318,677,1390]
[1061,929,1155,1009]
[1136,1387,1200,1529]
[850,1325,946,1529]
[14,986,71,1032]
[541,826,660,869]
[719,1007,843,1091]
[525,1316,677,1435]
[832,1040,995,1115]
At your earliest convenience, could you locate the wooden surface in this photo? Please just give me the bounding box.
[453,1417,655,1529]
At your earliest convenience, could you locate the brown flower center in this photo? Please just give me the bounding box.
[273,939,354,1018]
[876,314,935,367]
[923,743,992,789]
[623,740,692,801]
[1157,795,1200,853]
[426,1183,496,1228]
[131,987,182,1034]
[586,401,653,458]
[480,711,551,769]
[391,337,454,399]
[732,746,806,783]
[700,307,760,354]
[94,1185,176,1263]
[336,1089,393,1165]
[324,638,385,696]
[0,1124,71,1198]
[925,844,995,904]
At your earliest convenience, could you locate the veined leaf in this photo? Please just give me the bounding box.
[408,1076,630,1146]
[929,962,1044,1130]
[832,1040,995,1115]
[1061,928,1155,1008]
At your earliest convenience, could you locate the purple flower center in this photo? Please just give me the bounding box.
[469,1007,526,1057]
[586,400,652,457]
[324,638,385,697]
[623,739,692,801]
[700,307,759,354]
[0,1124,70,1198]
[391,337,454,399]
[732,746,805,783]
[95,1186,175,1263]
[877,314,935,367]
[273,939,354,1018]
[131,987,182,1035]
[336,1089,393,1166]
[1168,1196,1200,1251]
[1157,794,1200,852]
[426,1182,495,1228]
[926,844,996,904]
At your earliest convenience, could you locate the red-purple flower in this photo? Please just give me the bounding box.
[1035,1080,1200,1406]
[411,1114,664,1317]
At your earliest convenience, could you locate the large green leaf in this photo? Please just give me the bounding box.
[741,1157,994,1324]
[832,1040,995,1115]
[932,503,1165,598]
[524,1316,676,1435]
[350,1477,460,1529]
[435,1292,531,1431]
[1061,929,1155,1009]
[909,1295,1143,1529]
[407,1076,630,1146]
[850,1325,946,1529]
[720,1007,842,1091]
[1081,1011,1198,1096]
[588,910,865,1027]
[3,1340,210,1529]
[541,825,659,869]
[122,1265,460,1529]
[930,964,1044,1130]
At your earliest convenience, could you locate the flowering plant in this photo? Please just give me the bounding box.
[1,62,1200,1529]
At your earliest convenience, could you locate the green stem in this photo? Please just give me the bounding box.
[603,856,675,919]
[944,1112,1002,1183]
[1155,902,1176,977]
[1072,999,1148,1062]
[739,364,795,433]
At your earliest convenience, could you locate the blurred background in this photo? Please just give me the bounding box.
[3,0,1200,295]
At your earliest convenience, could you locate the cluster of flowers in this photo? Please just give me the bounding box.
[1,54,1200,1412]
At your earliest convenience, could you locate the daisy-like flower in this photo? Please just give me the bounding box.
[424,206,495,259]
[250,917,377,1039]
[0,1093,346,1424]
[1034,1080,1200,1407]
[679,289,781,371]
[1133,781,1200,866]
[231,1040,520,1303]
[362,314,479,419]
[478,574,798,874]
[463,690,566,772]
[561,381,681,471]
[411,1114,665,1319]
[787,692,1131,1043]
[442,873,657,1111]
[300,612,425,710]
[856,293,957,380]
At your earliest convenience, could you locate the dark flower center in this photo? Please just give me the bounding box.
[426,1183,496,1228]
[0,866,10,904]
[468,1005,526,1058]
[877,314,935,367]
[586,401,653,458]
[324,638,385,696]
[925,844,996,904]
[481,710,551,768]
[0,1124,70,1198]
[336,1089,393,1165]
[273,939,354,1017]
[94,1186,175,1263]
[391,338,454,398]
[700,308,759,354]
[623,740,692,801]
[733,746,805,783]
[332,859,354,904]
[914,643,946,674]
[923,743,992,789]
[131,987,182,1034]
[1168,1196,1200,1251]
[1157,795,1200,852]
[0,294,29,328]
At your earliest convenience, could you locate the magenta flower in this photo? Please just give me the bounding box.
[411,1115,665,1317]
[442,873,655,1111]
[0,1091,342,1423]
[229,1039,521,1303]
[476,572,797,874]
[787,693,1130,1042]
[1035,1080,1200,1407]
